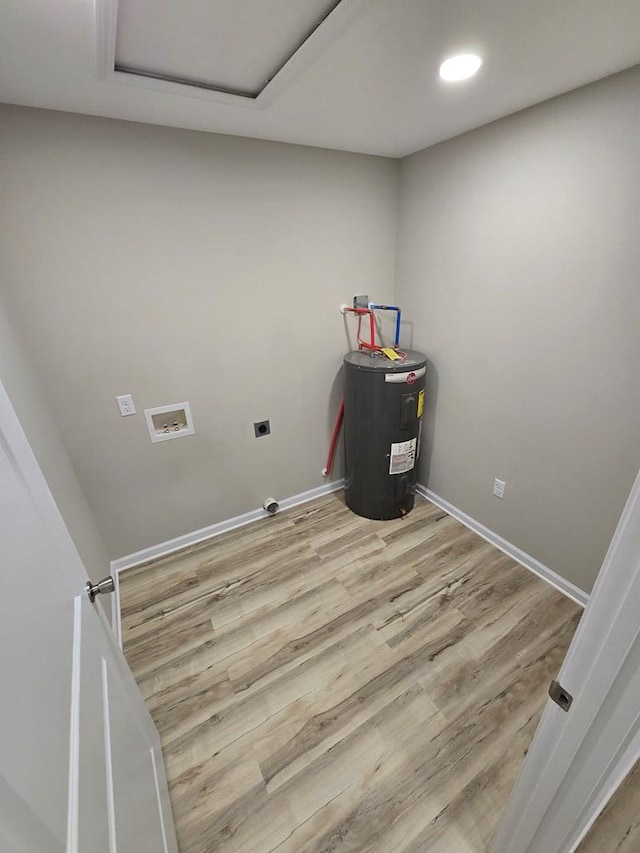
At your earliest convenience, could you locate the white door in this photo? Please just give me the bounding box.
[493,467,640,853]
[0,379,178,853]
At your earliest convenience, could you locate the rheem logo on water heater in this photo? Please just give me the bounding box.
[383,366,426,384]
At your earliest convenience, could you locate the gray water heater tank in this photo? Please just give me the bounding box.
[343,349,427,520]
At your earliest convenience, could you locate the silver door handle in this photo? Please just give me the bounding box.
[86,575,115,603]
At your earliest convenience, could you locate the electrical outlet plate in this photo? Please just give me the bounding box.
[144,402,195,443]
[254,420,271,438]
[493,478,506,499]
[116,394,136,416]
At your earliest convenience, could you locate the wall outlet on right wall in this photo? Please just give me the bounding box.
[493,478,506,499]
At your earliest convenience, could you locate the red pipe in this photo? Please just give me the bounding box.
[344,306,380,351]
[322,399,344,476]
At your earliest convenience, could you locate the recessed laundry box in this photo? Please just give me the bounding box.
[144,402,195,443]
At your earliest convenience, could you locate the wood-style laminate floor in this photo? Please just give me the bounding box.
[120,493,581,853]
[578,759,640,852]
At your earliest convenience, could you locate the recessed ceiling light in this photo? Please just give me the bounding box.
[439,54,482,82]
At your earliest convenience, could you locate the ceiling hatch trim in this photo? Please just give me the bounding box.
[95,0,368,111]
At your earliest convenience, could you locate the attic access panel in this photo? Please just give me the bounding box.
[115,0,342,98]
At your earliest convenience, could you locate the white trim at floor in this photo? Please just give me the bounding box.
[111,479,345,575]
[416,484,589,609]
[111,478,587,647]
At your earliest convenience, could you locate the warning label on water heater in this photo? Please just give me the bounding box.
[389,438,417,475]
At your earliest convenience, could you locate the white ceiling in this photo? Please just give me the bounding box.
[1,0,639,158]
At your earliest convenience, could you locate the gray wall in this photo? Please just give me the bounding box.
[2,68,638,590]
[0,106,398,558]
[396,66,640,592]
[0,297,111,601]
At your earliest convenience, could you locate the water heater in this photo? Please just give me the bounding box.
[343,349,427,520]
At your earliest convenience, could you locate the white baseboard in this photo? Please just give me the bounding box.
[110,479,345,576]
[416,484,589,608]
[110,477,587,648]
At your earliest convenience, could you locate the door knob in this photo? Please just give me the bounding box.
[86,575,115,603]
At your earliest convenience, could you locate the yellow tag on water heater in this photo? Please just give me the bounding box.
[417,389,425,418]
[381,347,401,361]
